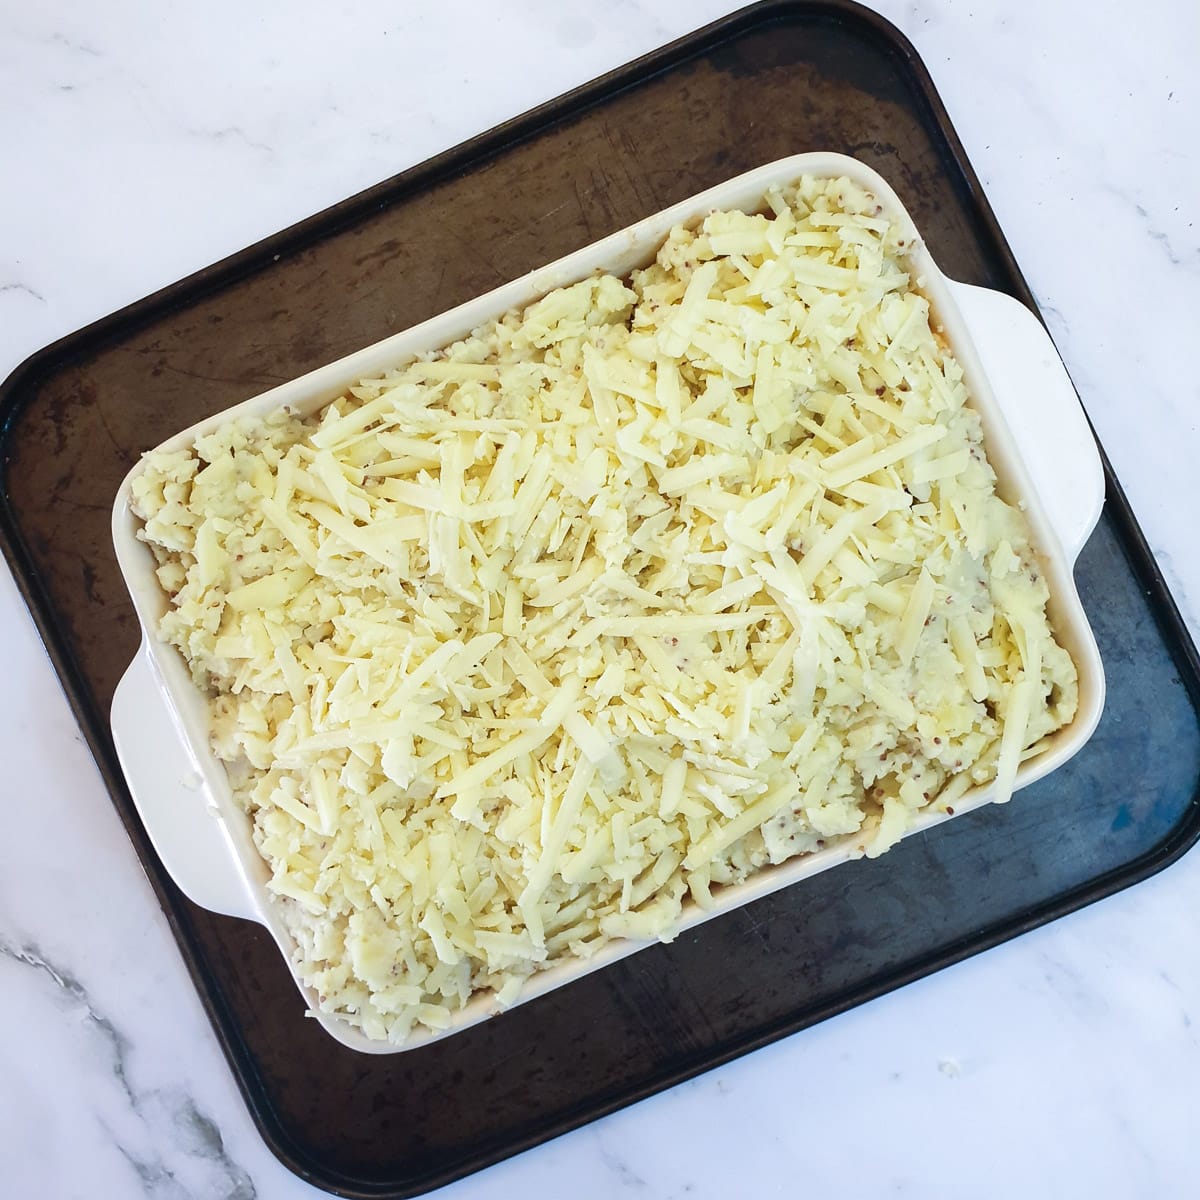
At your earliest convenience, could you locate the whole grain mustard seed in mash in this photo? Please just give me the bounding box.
[131,174,1077,1043]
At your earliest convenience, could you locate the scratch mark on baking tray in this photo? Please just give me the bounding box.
[430,261,448,306]
[0,937,258,1198]
[50,495,112,513]
[94,401,137,468]
[157,361,283,389]
[740,908,773,954]
[600,123,658,216]
[447,226,504,286]
[573,177,598,239]
[538,196,577,225]
[587,165,620,230]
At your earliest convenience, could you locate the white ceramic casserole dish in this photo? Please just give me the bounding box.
[110,152,1105,1053]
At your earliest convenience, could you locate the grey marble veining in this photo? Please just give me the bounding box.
[1,934,256,1198]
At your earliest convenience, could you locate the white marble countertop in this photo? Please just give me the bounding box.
[2,2,1198,1197]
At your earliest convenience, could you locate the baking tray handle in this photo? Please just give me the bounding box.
[111,643,259,921]
[947,280,1104,562]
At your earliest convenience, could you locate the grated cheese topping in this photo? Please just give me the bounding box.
[130,174,1078,1043]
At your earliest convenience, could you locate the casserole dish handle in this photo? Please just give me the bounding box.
[111,643,259,922]
[946,280,1104,563]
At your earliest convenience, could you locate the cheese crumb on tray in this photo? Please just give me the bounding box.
[130,174,1078,1043]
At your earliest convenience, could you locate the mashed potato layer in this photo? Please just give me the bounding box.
[131,174,1077,1043]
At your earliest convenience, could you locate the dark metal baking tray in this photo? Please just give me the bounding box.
[2,2,1197,1196]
